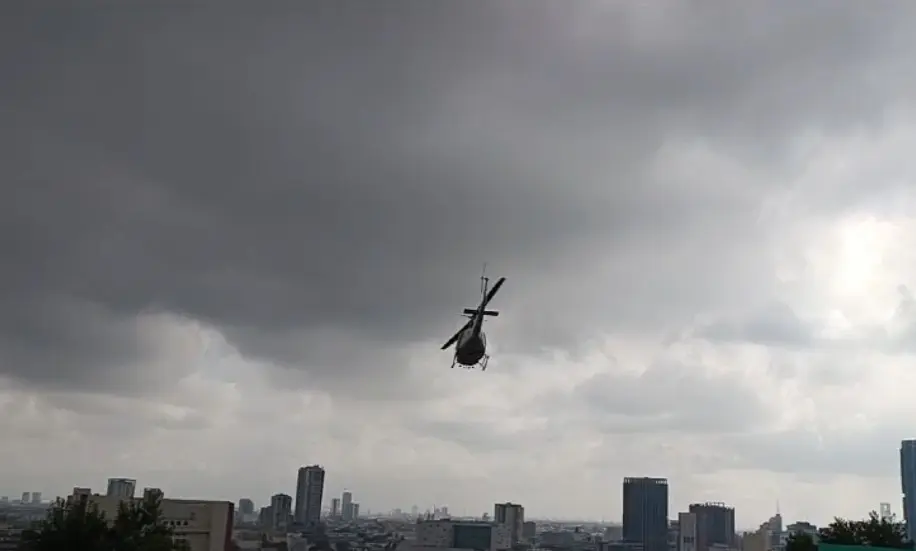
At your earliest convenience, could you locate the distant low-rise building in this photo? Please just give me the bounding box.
[786,522,817,539]
[415,519,511,551]
[68,488,233,551]
[106,478,137,499]
[522,521,536,542]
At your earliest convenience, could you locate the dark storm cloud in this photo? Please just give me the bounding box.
[1,2,914,391]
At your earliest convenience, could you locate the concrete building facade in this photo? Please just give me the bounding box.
[494,503,524,545]
[270,494,292,532]
[68,489,232,551]
[106,478,137,499]
[342,491,353,521]
[331,498,341,518]
[688,502,735,551]
[678,512,697,551]
[416,519,511,551]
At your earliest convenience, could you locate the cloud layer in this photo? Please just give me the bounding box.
[2,1,916,526]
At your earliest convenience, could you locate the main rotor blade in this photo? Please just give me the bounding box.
[441,320,471,350]
[481,276,506,308]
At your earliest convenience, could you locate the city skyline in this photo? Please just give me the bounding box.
[3,1,916,530]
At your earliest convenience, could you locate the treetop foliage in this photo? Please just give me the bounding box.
[19,493,189,551]
[785,511,911,551]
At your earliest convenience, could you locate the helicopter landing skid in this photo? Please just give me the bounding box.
[450,354,490,371]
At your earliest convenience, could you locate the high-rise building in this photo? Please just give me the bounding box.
[270,493,293,532]
[494,503,525,545]
[688,502,735,551]
[19,492,28,504]
[331,498,341,518]
[30,492,41,504]
[106,478,136,500]
[239,498,255,516]
[623,477,669,551]
[352,503,360,519]
[903,440,916,542]
[766,513,783,550]
[342,491,353,521]
[294,465,325,527]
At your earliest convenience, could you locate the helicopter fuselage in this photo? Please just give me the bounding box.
[455,328,487,366]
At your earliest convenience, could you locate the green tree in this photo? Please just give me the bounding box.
[109,493,187,551]
[785,532,817,551]
[20,495,187,551]
[20,498,111,551]
[818,511,910,549]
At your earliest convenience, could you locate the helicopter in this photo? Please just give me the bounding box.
[440,271,506,371]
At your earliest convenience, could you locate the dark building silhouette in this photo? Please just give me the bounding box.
[622,477,669,551]
[689,502,735,551]
[901,440,916,542]
[239,498,255,516]
[295,465,325,527]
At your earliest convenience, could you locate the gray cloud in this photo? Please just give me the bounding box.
[570,357,770,435]
[4,2,915,395]
[697,302,816,348]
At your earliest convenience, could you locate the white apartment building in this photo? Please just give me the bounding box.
[69,488,232,551]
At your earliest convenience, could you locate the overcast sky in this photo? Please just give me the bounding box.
[4,0,916,527]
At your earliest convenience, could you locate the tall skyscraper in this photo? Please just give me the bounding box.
[767,513,783,549]
[331,498,341,518]
[494,502,525,545]
[901,440,916,541]
[270,493,293,532]
[342,491,353,521]
[623,477,669,551]
[30,492,41,504]
[19,492,28,504]
[294,465,326,527]
[688,502,735,551]
[106,478,136,500]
